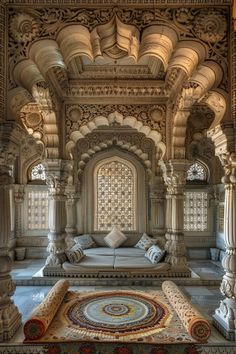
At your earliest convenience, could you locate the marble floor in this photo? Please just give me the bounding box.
[4,259,234,345]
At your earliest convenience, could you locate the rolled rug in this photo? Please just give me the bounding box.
[24,279,69,340]
[162,280,211,342]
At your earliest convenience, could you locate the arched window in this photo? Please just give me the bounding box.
[186,161,208,182]
[94,157,136,231]
[30,163,46,181]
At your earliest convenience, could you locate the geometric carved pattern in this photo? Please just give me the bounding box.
[95,159,135,231]
[186,162,207,182]
[184,191,208,231]
[27,190,49,229]
[31,163,46,181]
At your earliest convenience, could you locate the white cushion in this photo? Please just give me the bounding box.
[134,233,157,250]
[65,248,84,264]
[104,226,127,248]
[145,245,165,264]
[74,234,96,249]
[114,247,146,257]
[84,247,115,256]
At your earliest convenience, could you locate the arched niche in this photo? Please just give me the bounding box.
[79,148,147,234]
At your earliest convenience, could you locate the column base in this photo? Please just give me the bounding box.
[213,313,236,341]
[0,302,22,341]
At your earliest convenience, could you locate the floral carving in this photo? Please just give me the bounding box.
[194,10,227,43]
[10,13,39,43]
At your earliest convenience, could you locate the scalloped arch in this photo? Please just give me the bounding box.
[66,111,166,161]
[77,138,153,179]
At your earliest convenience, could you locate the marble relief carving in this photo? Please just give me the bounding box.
[66,104,166,142]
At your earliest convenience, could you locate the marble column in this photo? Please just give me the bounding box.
[65,187,79,249]
[0,163,21,341]
[163,160,190,274]
[213,153,236,340]
[149,176,165,237]
[13,184,25,238]
[44,160,69,268]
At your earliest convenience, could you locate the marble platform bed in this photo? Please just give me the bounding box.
[43,231,191,278]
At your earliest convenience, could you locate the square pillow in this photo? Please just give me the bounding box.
[145,245,165,264]
[135,233,157,250]
[104,226,127,248]
[65,248,84,264]
[74,234,96,250]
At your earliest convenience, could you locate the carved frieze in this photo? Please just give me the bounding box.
[66,104,166,142]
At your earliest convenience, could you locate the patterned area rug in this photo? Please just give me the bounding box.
[28,290,195,344]
[65,291,171,340]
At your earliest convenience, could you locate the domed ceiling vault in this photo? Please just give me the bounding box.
[7,5,230,164]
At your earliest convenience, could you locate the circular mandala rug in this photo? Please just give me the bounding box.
[64,291,171,340]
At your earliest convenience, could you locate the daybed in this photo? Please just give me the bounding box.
[43,231,191,278]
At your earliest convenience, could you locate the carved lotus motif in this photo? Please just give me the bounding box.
[10,13,39,42]
[194,11,227,43]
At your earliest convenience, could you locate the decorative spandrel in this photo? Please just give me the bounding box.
[187,162,207,181]
[28,190,49,229]
[95,160,135,231]
[184,191,208,231]
[31,163,46,181]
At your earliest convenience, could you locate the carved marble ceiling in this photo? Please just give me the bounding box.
[6,3,230,161]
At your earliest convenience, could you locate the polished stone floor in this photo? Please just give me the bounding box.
[7,259,231,344]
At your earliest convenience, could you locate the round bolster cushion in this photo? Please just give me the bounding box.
[24,279,69,340]
[162,280,211,342]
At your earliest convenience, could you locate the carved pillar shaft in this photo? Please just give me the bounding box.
[163,160,189,273]
[213,156,236,339]
[0,164,21,341]
[44,159,71,268]
[65,188,79,249]
[14,185,25,238]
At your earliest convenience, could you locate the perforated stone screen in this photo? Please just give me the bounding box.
[184,191,208,231]
[27,190,49,229]
[95,160,135,231]
[31,163,46,181]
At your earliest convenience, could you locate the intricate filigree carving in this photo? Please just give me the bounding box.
[66,104,166,141]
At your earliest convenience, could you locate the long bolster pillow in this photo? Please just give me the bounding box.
[24,279,69,340]
[162,280,211,342]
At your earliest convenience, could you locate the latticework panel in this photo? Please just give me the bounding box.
[27,190,49,229]
[95,160,135,231]
[184,191,208,231]
[31,163,46,181]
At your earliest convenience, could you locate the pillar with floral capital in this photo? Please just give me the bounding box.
[163,160,191,275]
[213,153,236,340]
[44,159,71,268]
[0,161,21,341]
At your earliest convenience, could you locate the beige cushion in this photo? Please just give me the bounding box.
[114,247,146,257]
[134,233,157,250]
[145,245,165,264]
[84,247,115,256]
[104,226,127,248]
[65,248,84,264]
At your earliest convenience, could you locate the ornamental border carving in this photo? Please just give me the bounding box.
[66,104,166,142]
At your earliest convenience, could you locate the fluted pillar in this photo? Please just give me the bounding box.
[163,160,190,274]
[0,164,21,341]
[213,153,236,340]
[44,160,70,268]
[65,187,79,249]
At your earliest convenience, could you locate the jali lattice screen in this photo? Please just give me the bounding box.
[27,190,49,229]
[184,191,208,231]
[95,160,135,231]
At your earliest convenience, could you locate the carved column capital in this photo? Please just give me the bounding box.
[162,159,190,194]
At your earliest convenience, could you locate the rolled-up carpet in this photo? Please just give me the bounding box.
[162,280,211,342]
[24,279,69,340]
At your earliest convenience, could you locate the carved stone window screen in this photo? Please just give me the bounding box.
[27,190,49,229]
[30,163,46,181]
[94,156,137,231]
[184,191,208,231]
[219,205,224,233]
[187,162,207,181]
